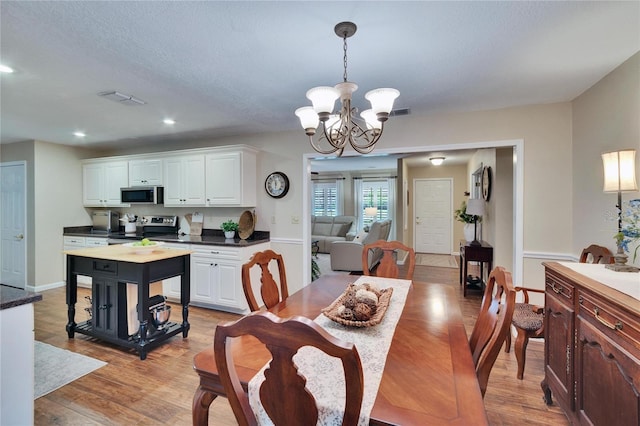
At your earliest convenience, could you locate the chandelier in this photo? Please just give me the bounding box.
[295,22,399,156]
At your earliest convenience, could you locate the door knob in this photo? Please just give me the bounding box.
[15,234,24,240]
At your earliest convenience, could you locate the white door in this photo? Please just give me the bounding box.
[0,162,27,288]
[414,179,452,254]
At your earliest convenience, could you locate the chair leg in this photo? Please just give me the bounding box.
[514,329,530,380]
[505,325,512,353]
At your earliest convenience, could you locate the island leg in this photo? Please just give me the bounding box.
[181,261,191,338]
[66,256,77,338]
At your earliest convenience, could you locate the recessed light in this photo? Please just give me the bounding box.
[73,131,86,138]
[163,118,175,125]
[0,64,14,73]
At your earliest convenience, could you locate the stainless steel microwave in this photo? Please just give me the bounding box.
[120,186,164,204]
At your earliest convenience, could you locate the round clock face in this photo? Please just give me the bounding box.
[482,166,492,201]
[265,172,289,198]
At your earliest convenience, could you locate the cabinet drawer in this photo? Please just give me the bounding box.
[64,236,86,246]
[545,270,575,305]
[191,245,241,260]
[578,290,640,353]
[93,260,118,275]
[85,237,108,247]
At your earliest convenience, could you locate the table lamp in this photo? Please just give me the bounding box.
[466,198,484,247]
[602,149,639,272]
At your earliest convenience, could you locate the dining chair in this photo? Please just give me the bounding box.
[504,243,613,380]
[242,249,289,312]
[362,240,416,280]
[469,266,515,397]
[214,311,364,426]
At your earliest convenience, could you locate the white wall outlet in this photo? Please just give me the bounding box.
[291,216,299,224]
[271,216,276,224]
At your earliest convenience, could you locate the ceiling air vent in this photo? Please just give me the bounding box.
[98,91,146,106]
[390,108,411,117]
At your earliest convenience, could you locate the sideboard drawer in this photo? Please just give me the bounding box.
[545,269,575,305]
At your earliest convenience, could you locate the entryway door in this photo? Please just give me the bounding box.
[414,178,452,254]
[1,161,27,288]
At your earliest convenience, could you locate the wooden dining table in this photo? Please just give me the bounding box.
[192,274,488,425]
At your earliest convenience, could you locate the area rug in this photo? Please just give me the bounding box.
[34,341,107,399]
[416,253,459,269]
[314,253,350,278]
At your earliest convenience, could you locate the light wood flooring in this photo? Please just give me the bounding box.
[33,263,569,425]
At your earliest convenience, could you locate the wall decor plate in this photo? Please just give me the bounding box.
[238,210,255,240]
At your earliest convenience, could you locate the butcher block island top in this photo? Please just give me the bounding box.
[64,244,192,263]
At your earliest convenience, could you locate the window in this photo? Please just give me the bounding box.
[361,181,389,228]
[312,181,340,216]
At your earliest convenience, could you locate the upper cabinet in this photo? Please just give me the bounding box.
[129,159,163,186]
[205,148,257,207]
[83,161,129,207]
[164,155,206,206]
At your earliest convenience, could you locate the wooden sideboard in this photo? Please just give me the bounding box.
[541,262,640,425]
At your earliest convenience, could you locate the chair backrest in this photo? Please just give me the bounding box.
[579,244,614,264]
[468,266,516,397]
[214,311,364,426]
[242,250,289,312]
[362,240,415,279]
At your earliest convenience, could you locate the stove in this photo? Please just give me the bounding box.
[140,215,178,235]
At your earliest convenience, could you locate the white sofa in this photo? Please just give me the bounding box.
[311,215,356,254]
[330,219,392,272]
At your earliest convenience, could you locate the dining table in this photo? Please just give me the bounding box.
[192,273,488,425]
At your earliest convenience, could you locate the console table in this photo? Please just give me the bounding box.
[459,240,493,297]
[65,245,191,360]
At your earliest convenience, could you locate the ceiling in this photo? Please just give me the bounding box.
[1,1,638,151]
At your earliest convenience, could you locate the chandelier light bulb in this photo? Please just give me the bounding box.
[306,86,340,117]
[295,107,319,135]
[360,109,382,131]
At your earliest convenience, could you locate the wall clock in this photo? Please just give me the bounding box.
[482,166,492,201]
[265,171,290,198]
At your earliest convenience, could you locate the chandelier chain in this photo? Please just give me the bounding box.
[342,33,348,83]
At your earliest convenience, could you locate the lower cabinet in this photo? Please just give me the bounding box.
[91,277,122,338]
[163,242,269,313]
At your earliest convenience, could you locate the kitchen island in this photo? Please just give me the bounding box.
[65,244,192,360]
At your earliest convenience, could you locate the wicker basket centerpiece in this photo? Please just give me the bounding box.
[322,282,393,327]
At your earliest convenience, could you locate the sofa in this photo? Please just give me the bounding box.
[311,215,357,254]
[330,219,392,272]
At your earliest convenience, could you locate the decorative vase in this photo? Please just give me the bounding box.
[463,223,475,242]
[224,231,235,239]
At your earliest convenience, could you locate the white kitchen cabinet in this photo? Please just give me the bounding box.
[82,161,129,207]
[163,155,205,206]
[161,243,189,301]
[205,148,257,207]
[63,236,107,288]
[129,159,163,186]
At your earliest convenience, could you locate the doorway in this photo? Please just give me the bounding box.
[1,161,27,288]
[413,178,452,254]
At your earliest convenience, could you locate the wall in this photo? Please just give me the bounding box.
[572,52,640,267]
[1,140,97,289]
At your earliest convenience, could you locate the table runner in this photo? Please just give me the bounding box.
[248,276,411,425]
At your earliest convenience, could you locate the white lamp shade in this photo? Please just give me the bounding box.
[360,109,382,130]
[466,198,485,216]
[602,149,638,192]
[364,206,378,217]
[365,88,400,114]
[306,86,340,114]
[295,106,319,130]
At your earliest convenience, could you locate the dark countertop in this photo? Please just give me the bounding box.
[0,284,42,310]
[64,226,270,247]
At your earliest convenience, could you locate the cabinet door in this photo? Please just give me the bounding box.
[191,255,217,304]
[92,278,118,337]
[575,292,640,426]
[129,159,163,186]
[103,161,129,206]
[206,152,241,205]
[83,164,105,206]
[163,157,185,205]
[213,262,244,309]
[545,292,575,410]
[182,156,206,205]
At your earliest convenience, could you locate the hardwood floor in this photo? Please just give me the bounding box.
[34,264,569,425]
